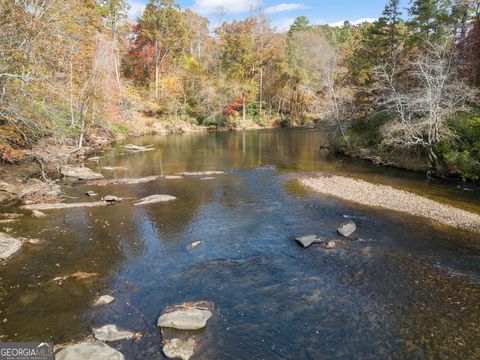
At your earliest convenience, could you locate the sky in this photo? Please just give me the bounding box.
[127,0,410,31]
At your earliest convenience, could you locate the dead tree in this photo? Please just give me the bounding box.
[377,40,477,174]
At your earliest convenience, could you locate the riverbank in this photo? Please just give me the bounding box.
[300,174,480,233]
[0,118,276,204]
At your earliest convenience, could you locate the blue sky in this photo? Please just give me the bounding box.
[128,0,410,31]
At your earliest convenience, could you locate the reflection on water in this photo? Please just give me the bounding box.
[0,129,479,359]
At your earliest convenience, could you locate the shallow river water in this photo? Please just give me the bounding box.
[1,129,480,359]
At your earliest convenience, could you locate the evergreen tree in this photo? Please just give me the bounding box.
[408,0,451,41]
[288,16,312,35]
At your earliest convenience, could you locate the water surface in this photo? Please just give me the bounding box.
[1,129,479,359]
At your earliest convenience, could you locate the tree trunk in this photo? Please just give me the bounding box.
[259,67,263,116]
[427,145,439,175]
[154,40,159,99]
[70,56,74,127]
[242,93,246,122]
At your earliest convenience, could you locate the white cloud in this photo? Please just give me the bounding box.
[193,0,260,14]
[264,3,308,15]
[329,17,377,27]
[271,17,295,31]
[128,0,145,21]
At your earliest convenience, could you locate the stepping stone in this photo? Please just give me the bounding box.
[56,341,124,360]
[295,235,326,248]
[163,338,195,360]
[93,325,134,342]
[337,220,356,237]
[158,306,212,330]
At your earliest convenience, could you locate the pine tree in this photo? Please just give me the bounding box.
[408,0,451,41]
[288,16,312,35]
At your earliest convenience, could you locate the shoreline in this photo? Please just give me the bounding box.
[300,174,480,233]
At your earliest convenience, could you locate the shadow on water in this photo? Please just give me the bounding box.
[0,129,479,359]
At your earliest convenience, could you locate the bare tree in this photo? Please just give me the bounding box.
[291,31,350,144]
[377,40,477,174]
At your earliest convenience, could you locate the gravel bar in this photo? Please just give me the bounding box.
[300,174,480,233]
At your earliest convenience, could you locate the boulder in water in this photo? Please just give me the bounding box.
[32,210,46,218]
[337,220,356,237]
[157,303,213,330]
[92,295,115,307]
[61,166,103,180]
[186,241,203,251]
[55,341,124,360]
[295,235,326,248]
[0,233,22,260]
[163,338,195,360]
[93,325,134,342]
[134,194,177,206]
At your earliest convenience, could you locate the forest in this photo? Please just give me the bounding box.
[0,0,479,180]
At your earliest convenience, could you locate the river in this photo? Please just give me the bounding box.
[1,128,480,359]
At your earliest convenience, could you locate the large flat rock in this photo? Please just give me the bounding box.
[0,233,22,260]
[295,235,326,248]
[163,338,195,360]
[134,194,177,206]
[61,166,103,180]
[157,307,212,330]
[55,341,124,360]
[22,201,108,211]
[93,324,134,342]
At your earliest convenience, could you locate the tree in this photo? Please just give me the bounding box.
[378,40,477,173]
[97,0,129,85]
[133,0,187,98]
[288,16,312,34]
[408,0,451,42]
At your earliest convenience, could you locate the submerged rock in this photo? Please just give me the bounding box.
[56,341,124,360]
[163,338,196,360]
[179,171,224,177]
[187,241,203,251]
[93,325,134,342]
[337,220,357,237]
[134,194,177,206]
[85,191,98,197]
[91,175,163,186]
[0,233,22,260]
[295,235,326,248]
[158,303,213,330]
[123,144,154,152]
[52,271,98,285]
[61,166,103,180]
[92,295,115,307]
